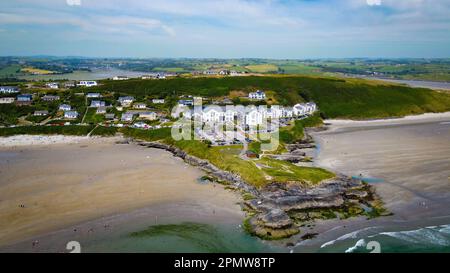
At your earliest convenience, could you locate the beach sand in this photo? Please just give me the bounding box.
[290,113,450,252]
[0,138,244,251]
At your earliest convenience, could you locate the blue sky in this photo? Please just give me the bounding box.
[0,0,449,58]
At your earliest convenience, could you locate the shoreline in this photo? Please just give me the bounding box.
[325,111,450,128]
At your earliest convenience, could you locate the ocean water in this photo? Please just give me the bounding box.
[319,224,450,253]
[82,222,283,253]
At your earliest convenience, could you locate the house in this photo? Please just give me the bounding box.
[46,82,59,89]
[249,90,266,100]
[203,70,218,75]
[105,113,115,120]
[0,86,20,94]
[59,104,71,111]
[64,81,76,88]
[203,107,224,123]
[293,104,307,116]
[78,81,98,87]
[113,76,129,81]
[64,111,79,119]
[139,112,157,121]
[142,73,166,79]
[133,102,147,109]
[90,100,106,107]
[86,93,102,98]
[152,99,165,104]
[178,99,193,106]
[0,97,15,104]
[118,96,135,106]
[17,94,33,102]
[42,95,60,101]
[34,110,49,116]
[121,112,134,122]
[96,106,107,114]
[246,107,264,126]
[305,102,317,113]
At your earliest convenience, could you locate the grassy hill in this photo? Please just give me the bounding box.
[88,75,450,119]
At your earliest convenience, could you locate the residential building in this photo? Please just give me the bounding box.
[249,90,266,100]
[121,112,134,122]
[133,102,147,109]
[34,110,49,116]
[0,97,15,104]
[64,111,79,119]
[0,86,20,94]
[78,81,98,87]
[178,99,193,106]
[246,107,264,126]
[90,100,106,107]
[64,81,76,88]
[139,112,157,121]
[42,95,60,101]
[118,96,135,106]
[152,99,165,104]
[17,94,33,102]
[96,106,107,114]
[113,76,129,81]
[105,113,115,120]
[86,93,102,98]
[46,82,59,89]
[59,104,71,111]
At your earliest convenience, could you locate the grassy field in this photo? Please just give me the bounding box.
[0,125,95,137]
[90,75,450,119]
[245,64,279,73]
[21,67,55,75]
[0,65,22,78]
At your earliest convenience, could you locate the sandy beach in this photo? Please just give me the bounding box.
[294,112,450,252]
[0,135,94,147]
[0,138,245,251]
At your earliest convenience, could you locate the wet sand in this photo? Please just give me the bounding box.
[0,138,244,251]
[293,114,450,252]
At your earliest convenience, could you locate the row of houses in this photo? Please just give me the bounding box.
[176,102,317,126]
[0,86,20,94]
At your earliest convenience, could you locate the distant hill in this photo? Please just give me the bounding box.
[90,75,450,120]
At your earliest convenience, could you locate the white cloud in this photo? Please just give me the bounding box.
[66,0,81,6]
[366,0,381,6]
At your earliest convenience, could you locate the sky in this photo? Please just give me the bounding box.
[0,0,449,58]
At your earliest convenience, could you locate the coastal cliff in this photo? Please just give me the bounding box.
[130,136,389,242]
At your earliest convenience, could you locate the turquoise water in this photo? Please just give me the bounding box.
[351,176,384,183]
[82,222,284,253]
[318,224,450,253]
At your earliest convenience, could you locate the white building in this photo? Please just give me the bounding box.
[96,106,107,114]
[203,108,224,123]
[46,82,59,89]
[113,76,129,81]
[133,103,147,109]
[0,86,20,94]
[34,110,49,116]
[90,100,106,108]
[42,95,60,101]
[133,122,149,129]
[78,81,98,87]
[118,96,135,106]
[64,111,79,119]
[246,107,264,126]
[249,90,266,100]
[139,112,157,121]
[178,100,193,106]
[121,112,134,122]
[0,97,15,104]
[152,99,165,104]
[86,93,102,98]
[59,104,71,111]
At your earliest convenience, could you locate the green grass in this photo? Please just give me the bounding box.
[90,126,118,136]
[0,125,95,137]
[83,108,105,124]
[279,113,323,144]
[89,75,450,119]
[0,65,22,78]
[257,157,335,185]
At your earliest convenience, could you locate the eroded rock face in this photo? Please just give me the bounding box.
[134,140,385,241]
